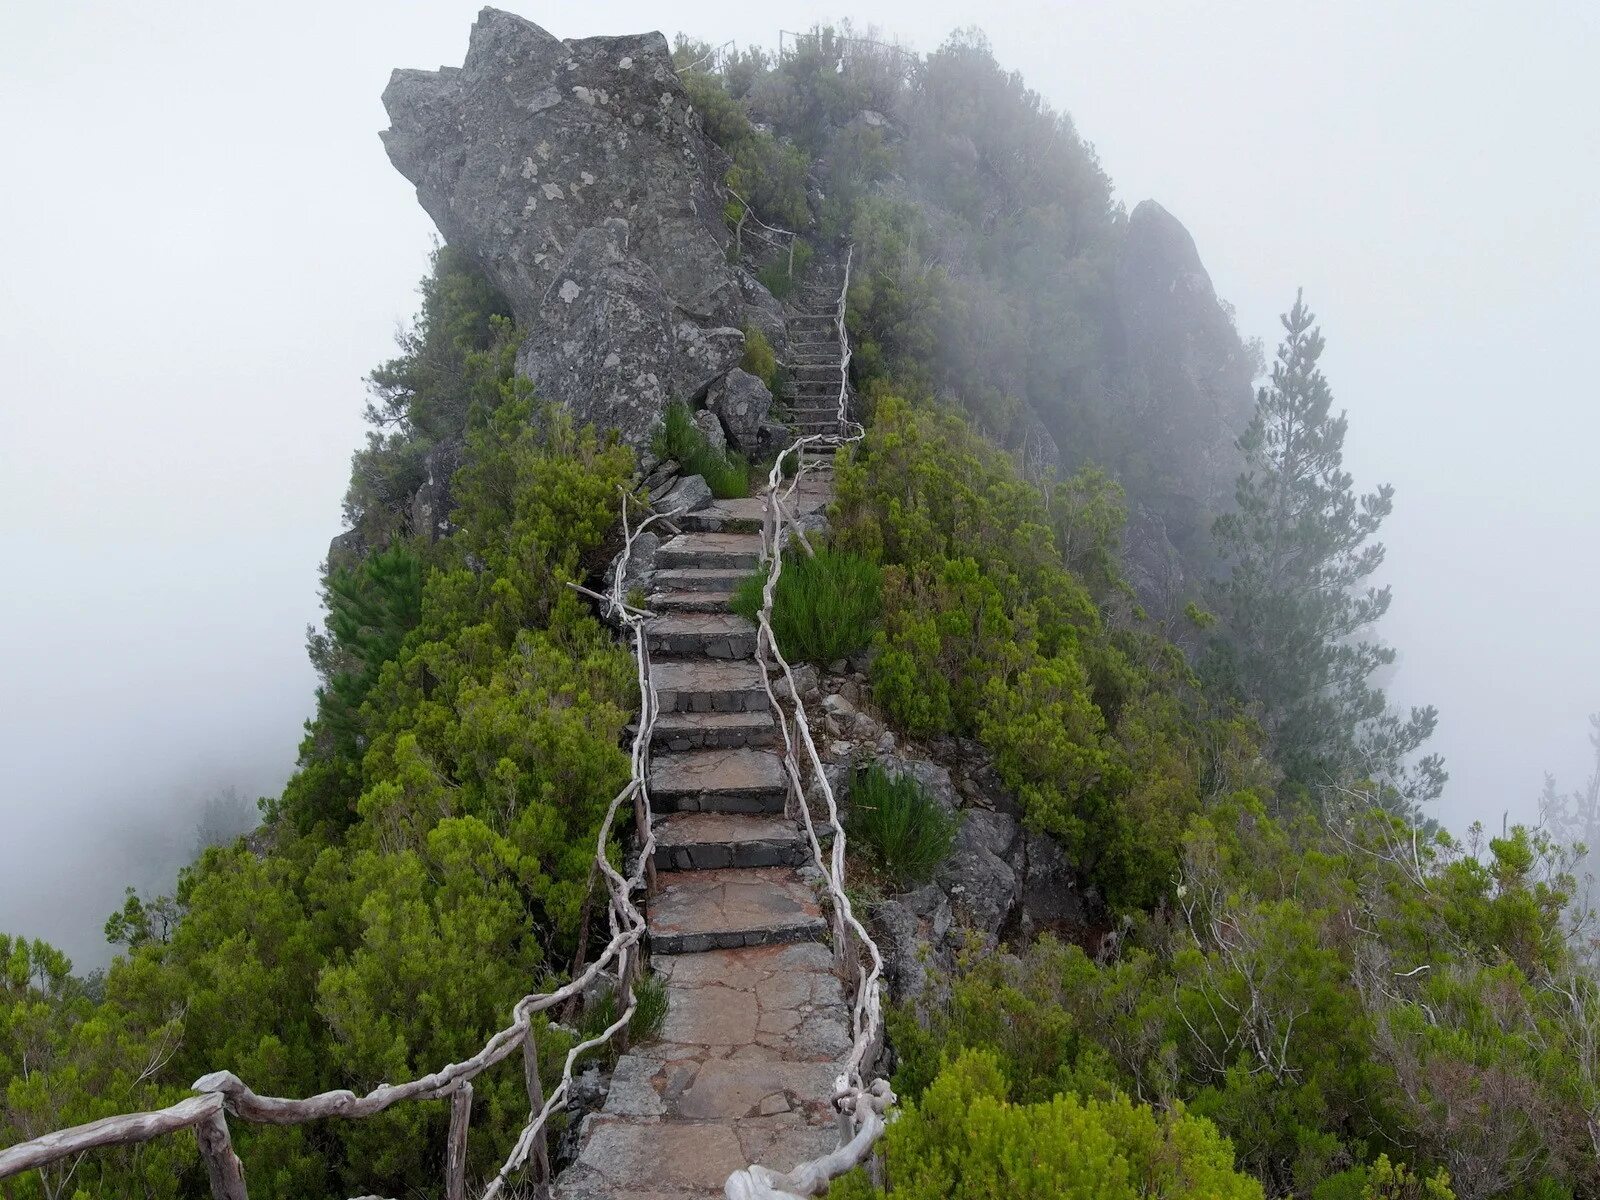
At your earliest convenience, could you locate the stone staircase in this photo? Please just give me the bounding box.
[554,470,852,1198]
[778,266,851,442]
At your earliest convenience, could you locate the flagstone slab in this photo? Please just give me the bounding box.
[648,867,825,954]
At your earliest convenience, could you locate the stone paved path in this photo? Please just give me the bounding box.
[554,267,853,1199]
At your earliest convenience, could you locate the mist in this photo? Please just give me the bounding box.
[2,1,1595,970]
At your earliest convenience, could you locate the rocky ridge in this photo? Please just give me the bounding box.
[381,9,784,448]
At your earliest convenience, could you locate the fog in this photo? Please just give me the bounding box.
[2,1,1595,970]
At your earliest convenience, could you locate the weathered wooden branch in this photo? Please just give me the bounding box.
[0,1093,223,1179]
[444,1083,472,1200]
[521,1026,550,1183]
[195,1108,249,1200]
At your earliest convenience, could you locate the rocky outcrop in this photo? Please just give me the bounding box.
[1112,200,1255,511]
[382,10,780,445]
[707,368,774,456]
[411,437,465,543]
[797,665,1103,1005]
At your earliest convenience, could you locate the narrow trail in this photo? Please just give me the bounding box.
[554,271,857,1199]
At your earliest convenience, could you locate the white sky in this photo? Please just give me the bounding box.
[2,1,1596,967]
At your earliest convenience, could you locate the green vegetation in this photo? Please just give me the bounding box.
[9,28,1596,1200]
[843,765,957,887]
[828,1049,1263,1200]
[1211,293,1442,814]
[652,402,750,499]
[833,396,1218,911]
[730,547,881,664]
[1,251,639,1199]
[740,325,779,391]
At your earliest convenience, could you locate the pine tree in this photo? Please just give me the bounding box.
[1213,291,1442,810]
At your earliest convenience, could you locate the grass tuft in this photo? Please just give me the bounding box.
[653,402,749,499]
[845,764,958,888]
[731,548,881,664]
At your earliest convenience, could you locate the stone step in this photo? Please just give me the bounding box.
[653,812,807,871]
[649,710,778,750]
[656,532,765,571]
[648,866,826,953]
[790,364,837,378]
[650,588,737,613]
[552,943,850,1199]
[652,659,769,713]
[646,612,758,659]
[676,497,768,534]
[650,746,788,813]
[652,566,749,592]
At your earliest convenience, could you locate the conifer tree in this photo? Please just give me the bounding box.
[1213,291,1442,809]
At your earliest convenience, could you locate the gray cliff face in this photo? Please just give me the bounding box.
[381,9,774,444]
[1110,200,1257,611]
[1113,199,1255,511]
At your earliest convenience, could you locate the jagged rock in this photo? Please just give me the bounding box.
[410,436,464,543]
[1113,199,1255,510]
[509,219,677,445]
[875,754,960,819]
[692,409,727,452]
[1019,830,1086,939]
[707,368,774,455]
[936,809,1020,940]
[641,458,679,497]
[605,529,659,601]
[326,527,366,575]
[738,274,788,358]
[673,324,746,404]
[657,473,712,515]
[381,10,782,445]
[756,421,791,458]
[775,663,819,704]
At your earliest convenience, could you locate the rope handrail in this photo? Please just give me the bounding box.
[0,495,673,1200]
[724,245,894,1200]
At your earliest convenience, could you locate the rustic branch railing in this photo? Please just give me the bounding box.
[725,245,895,1200]
[726,184,799,281]
[0,495,672,1200]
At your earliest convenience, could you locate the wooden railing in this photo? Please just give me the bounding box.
[725,246,896,1200]
[726,184,800,281]
[0,496,673,1200]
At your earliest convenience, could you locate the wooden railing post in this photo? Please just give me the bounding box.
[615,943,638,1053]
[445,1082,472,1200]
[195,1108,249,1200]
[634,784,657,894]
[522,1025,550,1183]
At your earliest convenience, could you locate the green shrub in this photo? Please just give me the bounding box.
[741,325,778,390]
[652,402,750,499]
[756,238,814,300]
[828,1050,1263,1200]
[730,547,881,663]
[843,764,956,887]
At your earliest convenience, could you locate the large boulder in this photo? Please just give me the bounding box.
[381,10,778,445]
[707,368,774,455]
